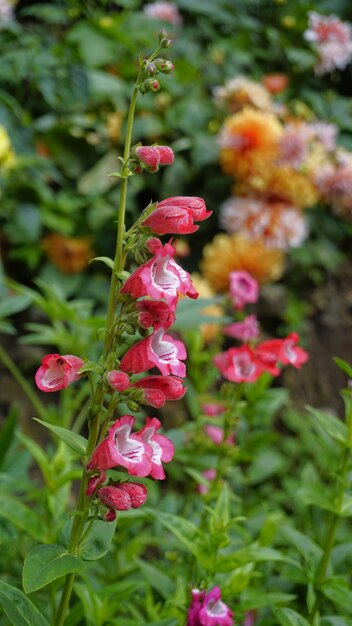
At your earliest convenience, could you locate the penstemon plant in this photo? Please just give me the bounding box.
[7,32,213,626]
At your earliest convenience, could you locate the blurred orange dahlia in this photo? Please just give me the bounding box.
[218,108,282,181]
[200,234,285,293]
[42,234,93,274]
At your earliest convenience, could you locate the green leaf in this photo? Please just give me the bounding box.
[145,508,207,563]
[298,484,337,514]
[275,608,311,626]
[0,294,32,318]
[0,407,17,468]
[88,256,114,270]
[239,590,296,611]
[333,358,352,378]
[0,494,46,541]
[77,360,103,375]
[135,558,175,600]
[79,519,117,561]
[307,407,347,446]
[0,581,49,626]
[16,431,51,484]
[23,544,82,593]
[33,419,88,455]
[216,545,301,573]
[322,577,352,613]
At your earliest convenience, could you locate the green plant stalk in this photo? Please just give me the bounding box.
[309,395,352,624]
[0,343,48,422]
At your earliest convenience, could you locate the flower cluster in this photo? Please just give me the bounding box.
[187,587,234,626]
[214,271,309,383]
[304,11,352,74]
[201,70,352,293]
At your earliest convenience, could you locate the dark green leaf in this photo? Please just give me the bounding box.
[307,407,347,446]
[33,419,88,455]
[23,544,82,593]
[79,519,117,561]
[135,558,175,600]
[275,608,312,626]
[0,581,49,626]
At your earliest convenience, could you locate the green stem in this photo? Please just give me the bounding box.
[0,343,48,422]
[309,396,352,624]
[52,574,75,626]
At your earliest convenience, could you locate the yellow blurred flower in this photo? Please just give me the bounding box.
[201,234,285,293]
[0,125,16,169]
[106,111,123,144]
[219,108,282,180]
[42,234,93,274]
[191,273,223,342]
[264,167,319,208]
[214,76,272,113]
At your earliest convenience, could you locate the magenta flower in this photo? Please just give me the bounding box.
[121,241,198,310]
[229,271,259,310]
[204,425,235,447]
[224,315,260,342]
[132,374,186,408]
[86,415,153,477]
[107,370,130,392]
[136,300,176,330]
[120,328,187,378]
[187,587,234,626]
[256,333,309,369]
[198,469,217,495]
[202,403,225,417]
[214,345,264,383]
[142,196,211,235]
[35,353,84,392]
[136,417,174,479]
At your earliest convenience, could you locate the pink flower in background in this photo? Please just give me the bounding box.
[121,241,198,310]
[278,123,312,169]
[202,403,225,417]
[187,587,234,626]
[107,370,130,392]
[224,315,260,342]
[143,1,182,26]
[257,333,309,369]
[204,425,235,446]
[136,417,174,479]
[86,415,153,477]
[315,163,352,219]
[120,328,187,378]
[132,374,186,408]
[244,610,256,626]
[35,353,84,392]
[229,271,259,309]
[309,121,337,151]
[198,469,217,494]
[304,12,352,74]
[214,345,263,382]
[136,300,176,330]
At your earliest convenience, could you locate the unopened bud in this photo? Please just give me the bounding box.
[154,58,174,74]
[137,78,160,94]
[142,60,157,76]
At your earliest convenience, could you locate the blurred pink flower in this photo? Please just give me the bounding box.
[143,1,182,26]
[204,425,235,446]
[229,270,259,309]
[304,12,352,74]
[198,469,217,494]
[224,315,260,342]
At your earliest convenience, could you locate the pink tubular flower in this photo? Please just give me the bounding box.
[107,370,130,392]
[120,328,187,378]
[187,587,234,626]
[256,332,309,369]
[198,469,217,495]
[214,345,264,382]
[136,417,174,479]
[121,240,198,310]
[156,145,174,164]
[204,425,235,447]
[132,374,186,408]
[86,415,153,477]
[199,587,234,626]
[143,1,182,26]
[35,353,84,392]
[136,300,176,330]
[224,315,260,342]
[142,196,212,235]
[229,271,259,310]
[202,403,225,417]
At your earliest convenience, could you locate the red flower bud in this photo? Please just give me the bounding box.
[107,370,130,392]
[136,300,175,330]
[117,482,148,508]
[135,146,160,172]
[155,145,174,164]
[98,485,131,511]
